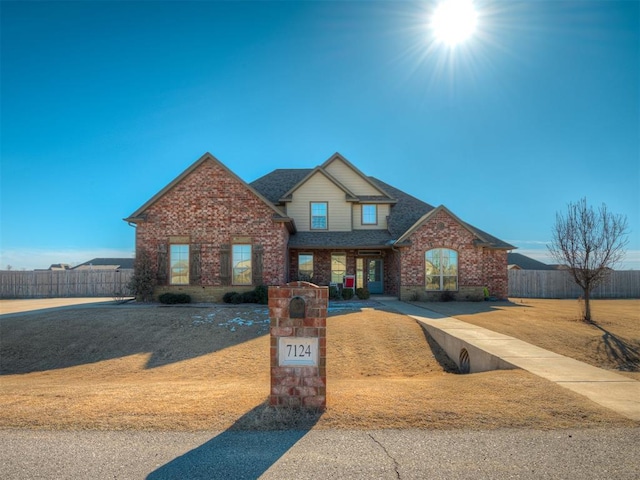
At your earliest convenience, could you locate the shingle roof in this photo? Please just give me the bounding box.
[72,258,135,269]
[464,223,515,250]
[288,230,394,249]
[508,253,554,270]
[250,166,514,250]
[368,177,436,238]
[250,169,312,204]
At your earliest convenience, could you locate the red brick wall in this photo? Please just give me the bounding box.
[288,249,403,296]
[134,158,289,292]
[384,249,400,296]
[269,282,327,409]
[399,209,509,299]
[288,249,359,285]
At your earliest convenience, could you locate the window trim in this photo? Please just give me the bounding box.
[425,248,458,291]
[361,204,378,225]
[169,244,190,285]
[232,244,252,286]
[310,202,328,230]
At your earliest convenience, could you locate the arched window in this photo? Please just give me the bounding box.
[425,248,458,291]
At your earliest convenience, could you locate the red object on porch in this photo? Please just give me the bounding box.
[343,275,355,290]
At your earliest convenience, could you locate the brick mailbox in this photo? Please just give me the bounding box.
[269,281,327,409]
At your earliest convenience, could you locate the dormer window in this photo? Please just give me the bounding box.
[310,202,328,229]
[362,204,377,225]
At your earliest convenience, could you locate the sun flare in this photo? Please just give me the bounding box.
[431,0,478,46]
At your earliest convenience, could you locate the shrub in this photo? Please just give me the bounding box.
[223,291,243,304]
[127,248,156,302]
[440,291,455,302]
[355,287,370,300]
[254,285,269,305]
[159,293,191,304]
[223,286,269,304]
[222,291,236,303]
[240,290,259,304]
[329,286,341,300]
[342,288,354,300]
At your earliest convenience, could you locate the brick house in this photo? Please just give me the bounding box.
[124,152,514,301]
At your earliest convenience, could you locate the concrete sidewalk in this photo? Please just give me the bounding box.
[380,300,640,422]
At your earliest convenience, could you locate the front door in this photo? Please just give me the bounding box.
[367,259,383,294]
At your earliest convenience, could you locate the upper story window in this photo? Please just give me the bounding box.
[232,244,252,285]
[425,248,458,291]
[298,253,314,281]
[310,202,328,230]
[362,204,377,225]
[170,244,189,285]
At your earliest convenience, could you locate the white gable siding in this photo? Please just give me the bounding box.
[324,159,380,196]
[353,204,390,230]
[286,172,352,231]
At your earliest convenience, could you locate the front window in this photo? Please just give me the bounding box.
[362,204,377,225]
[331,253,347,283]
[298,253,314,281]
[170,244,189,285]
[232,244,252,285]
[425,248,458,291]
[310,202,328,229]
[356,258,364,289]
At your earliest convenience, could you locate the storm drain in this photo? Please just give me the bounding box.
[459,348,470,374]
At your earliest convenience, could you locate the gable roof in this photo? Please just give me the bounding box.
[72,258,135,270]
[130,152,513,250]
[508,253,555,270]
[250,153,397,206]
[277,166,360,203]
[395,205,515,250]
[124,153,293,230]
[320,152,395,200]
[249,155,513,250]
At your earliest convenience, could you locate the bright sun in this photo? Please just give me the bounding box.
[431,0,478,46]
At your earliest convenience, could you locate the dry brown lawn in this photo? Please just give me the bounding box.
[0,299,637,432]
[421,298,640,381]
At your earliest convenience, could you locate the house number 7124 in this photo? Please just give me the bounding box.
[286,344,312,358]
[279,337,318,366]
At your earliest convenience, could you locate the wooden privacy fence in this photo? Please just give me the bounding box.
[0,270,134,299]
[508,270,640,299]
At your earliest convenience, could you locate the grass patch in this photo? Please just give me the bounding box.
[0,300,637,431]
[422,298,640,380]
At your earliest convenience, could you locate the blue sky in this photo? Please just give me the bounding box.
[1,0,638,270]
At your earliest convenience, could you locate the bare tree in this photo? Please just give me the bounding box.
[548,198,629,322]
[127,248,156,302]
